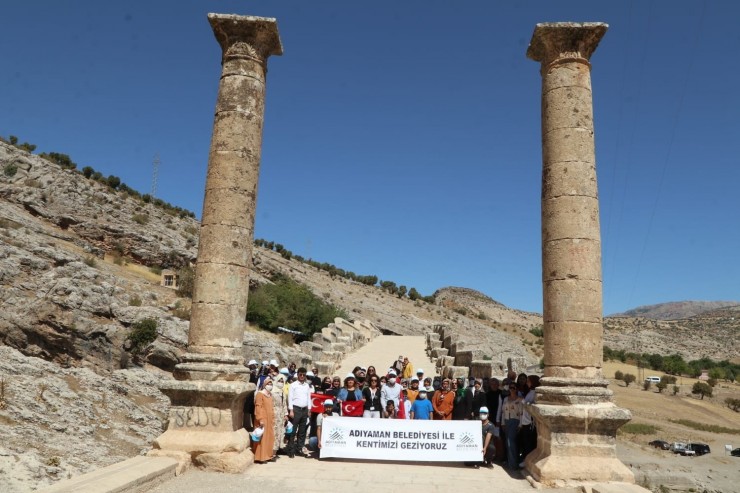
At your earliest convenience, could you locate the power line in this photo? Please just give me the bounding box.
[627,0,708,306]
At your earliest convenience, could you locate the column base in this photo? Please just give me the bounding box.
[525,400,634,486]
[174,353,251,381]
[151,379,255,473]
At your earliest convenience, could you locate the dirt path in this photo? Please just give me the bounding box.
[335,335,436,379]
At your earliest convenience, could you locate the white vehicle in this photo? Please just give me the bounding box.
[645,376,661,383]
[670,442,695,456]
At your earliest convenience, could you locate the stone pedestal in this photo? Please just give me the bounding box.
[149,13,282,474]
[525,22,634,485]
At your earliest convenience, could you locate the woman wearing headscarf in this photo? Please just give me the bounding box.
[252,377,276,463]
[432,378,455,420]
[271,373,288,456]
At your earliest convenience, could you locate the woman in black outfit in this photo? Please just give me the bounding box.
[362,376,382,418]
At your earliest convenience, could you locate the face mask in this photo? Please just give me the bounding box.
[276,381,284,389]
[419,393,427,400]
[265,384,273,391]
[480,414,488,421]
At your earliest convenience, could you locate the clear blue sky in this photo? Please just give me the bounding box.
[2,1,738,315]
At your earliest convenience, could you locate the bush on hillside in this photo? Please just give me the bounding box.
[128,318,158,352]
[691,381,712,400]
[614,370,624,381]
[246,273,348,336]
[622,373,636,387]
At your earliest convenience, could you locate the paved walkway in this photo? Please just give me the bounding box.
[151,336,538,493]
[150,457,535,493]
[335,335,436,378]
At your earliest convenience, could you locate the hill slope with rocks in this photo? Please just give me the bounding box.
[610,300,740,320]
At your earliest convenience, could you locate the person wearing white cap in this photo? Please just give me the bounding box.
[479,406,496,468]
[269,359,279,368]
[416,368,425,382]
[315,399,334,450]
[246,360,259,384]
[381,370,401,411]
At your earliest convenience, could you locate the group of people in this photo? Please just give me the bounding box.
[244,356,540,470]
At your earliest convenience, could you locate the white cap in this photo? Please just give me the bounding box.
[306,371,315,377]
[479,406,489,414]
[269,359,278,366]
[416,369,424,374]
[262,360,268,365]
[247,359,257,366]
[279,367,290,375]
[388,370,397,377]
[410,377,419,382]
[345,373,356,380]
[324,399,334,406]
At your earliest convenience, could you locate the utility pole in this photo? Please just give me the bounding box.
[151,153,160,199]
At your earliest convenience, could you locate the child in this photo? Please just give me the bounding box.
[383,400,398,419]
[480,406,496,468]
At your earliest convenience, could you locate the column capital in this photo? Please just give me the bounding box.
[208,13,283,64]
[527,22,607,66]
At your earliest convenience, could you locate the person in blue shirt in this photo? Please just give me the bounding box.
[409,389,433,419]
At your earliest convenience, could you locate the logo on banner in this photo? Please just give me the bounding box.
[325,426,346,446]
[456,432,478,451]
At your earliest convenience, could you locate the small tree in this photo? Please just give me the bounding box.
[397,285,407,298]
[672,385,680,396]
[692,381,712,400]
[408,287,421,301]
[614,370,624,381]
[707,378,717,388]
[82,166,94,178]
[623,373,636,387]
[643,380,651,391]
[656,381,667,393]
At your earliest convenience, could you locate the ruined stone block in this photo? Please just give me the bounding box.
[470,361,494,379]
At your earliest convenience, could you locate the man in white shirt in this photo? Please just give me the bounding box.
[286,367,313,458]
[381,370,401,410]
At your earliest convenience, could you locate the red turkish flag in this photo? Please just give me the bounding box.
[310,393,326,414]
[397,397,406,419]
[341,401,364,417]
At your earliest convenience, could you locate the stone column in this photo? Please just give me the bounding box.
[149,14,282,474]
[525,23,634,485]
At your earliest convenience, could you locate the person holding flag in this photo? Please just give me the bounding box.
[337,373,364,417]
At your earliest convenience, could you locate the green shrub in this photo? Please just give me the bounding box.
[3,163,18,177]
[656,381,667,393]
[131,214,149,225]
[669,418,740,435]
[672,385,680,396]
[691,381,712,399]
[614,370,624,380]
[246,273,348,336]
[725,397,740,412]
[529,326,544,338]
[128,296,142,307]
[176,266,195,298]
[643,380,651,391]
[149,266,163,275]
[83,256,97,268]
[622,373,636,387]
[129,318,158,352]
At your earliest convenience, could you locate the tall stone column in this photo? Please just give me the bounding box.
[525,23,634,485]
[149,14,282,474]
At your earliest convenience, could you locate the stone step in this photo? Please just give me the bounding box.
[36,456,178,493]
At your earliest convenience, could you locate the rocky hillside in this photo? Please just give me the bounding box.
[610,300,740,320]
[2,139,738,491]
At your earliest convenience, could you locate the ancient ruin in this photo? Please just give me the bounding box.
[148,14,283,473]
[524,22,635,485]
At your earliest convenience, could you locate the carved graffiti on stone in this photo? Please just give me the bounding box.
[173,407,223,428]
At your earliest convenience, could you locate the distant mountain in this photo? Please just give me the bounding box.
[610,301,740,320]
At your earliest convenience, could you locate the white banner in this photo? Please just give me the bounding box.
[319,416,482,461]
